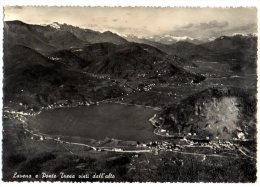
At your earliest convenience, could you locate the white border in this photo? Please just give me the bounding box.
[0,1,259,187]
[0,0,260,7]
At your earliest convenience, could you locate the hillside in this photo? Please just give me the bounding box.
[155,87,256,140]
[3,45,125,108]
[46,42,204,83]
[48,50,88,69]
[57,23,128,45]
[140,35,257,74]
[201,35,257,73]
[83,43,203,82]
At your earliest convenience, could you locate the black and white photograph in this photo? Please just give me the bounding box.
[1,5,259,183]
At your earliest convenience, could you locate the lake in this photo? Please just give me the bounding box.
[27,103,158,141]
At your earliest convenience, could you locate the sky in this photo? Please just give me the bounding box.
[3,6,258,39]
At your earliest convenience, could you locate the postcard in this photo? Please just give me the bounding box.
[1,3,259,184]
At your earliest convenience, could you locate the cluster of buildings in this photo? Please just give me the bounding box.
[143,83,155,91]
[136,140,182,154]
[44,100,93,110]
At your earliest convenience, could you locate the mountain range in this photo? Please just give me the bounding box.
[130,34,257,74]
[4,21,128,53]
[3,20,257,107]
[3,21,205,107]
[126,34,205,45]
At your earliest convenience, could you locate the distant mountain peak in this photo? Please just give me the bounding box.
[126,34,204,45]
[161,35,195,42]
[6,20,26,25]
[103,31,113,34]
[49,22,61,29]
[231,33,258,38]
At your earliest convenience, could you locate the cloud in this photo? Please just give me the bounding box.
[181,23,194,29]
[4,7,257,39]
[42,19,51,23]
[222,23,257,35]
[198,20,228,29]
[233,23,257,32]
[179,20,229,30]
[168,20,256,40]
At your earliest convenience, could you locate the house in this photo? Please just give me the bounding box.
[160,129,166,133]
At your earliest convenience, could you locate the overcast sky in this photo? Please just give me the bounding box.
[4,6,257,39]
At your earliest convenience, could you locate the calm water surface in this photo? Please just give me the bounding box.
[28,103,158,141]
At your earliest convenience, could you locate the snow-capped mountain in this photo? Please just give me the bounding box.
[126,34,204,45]
[49,22,61,29]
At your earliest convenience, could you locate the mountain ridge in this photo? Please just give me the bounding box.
[4,20,128,53]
